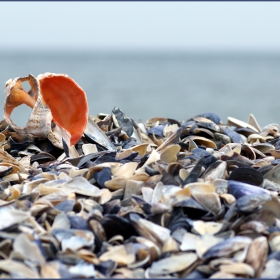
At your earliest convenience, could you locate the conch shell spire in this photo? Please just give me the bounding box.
[4,73,88,149]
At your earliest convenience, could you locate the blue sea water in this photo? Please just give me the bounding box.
[1,50,280,127]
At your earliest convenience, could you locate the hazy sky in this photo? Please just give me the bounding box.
[1,2,280,52]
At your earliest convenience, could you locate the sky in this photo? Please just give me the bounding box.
[1,2,280,52]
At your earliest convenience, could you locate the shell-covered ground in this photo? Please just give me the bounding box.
[1,107,280,278]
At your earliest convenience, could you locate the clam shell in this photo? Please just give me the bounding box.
[0,259,40,278]
[149,253,197,275]
[99,243,136,266]
[245,236,268,278]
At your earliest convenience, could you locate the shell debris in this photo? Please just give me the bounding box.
[1,73,280,278]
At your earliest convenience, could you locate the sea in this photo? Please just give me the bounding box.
[1,50,280,128]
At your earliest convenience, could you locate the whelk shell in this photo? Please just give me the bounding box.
[4,73,88,149]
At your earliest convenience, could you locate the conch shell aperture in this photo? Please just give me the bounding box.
[4,73,88,149]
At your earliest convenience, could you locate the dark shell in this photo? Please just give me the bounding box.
[192,148,212,158]
[92,167,111,188]
[95,260,117,277]
[228,167,263,186]
[166,208,191,233]
[221,152,253,167]
[145,165,160,176]
[101,214,138,240]
[172,197,209,219]
[83,132,110,151]
[0,166,13,177]
[121,139,138,149]
[190,125,215,139]
[234,127,257,136]
[160,170,180,186]
[226,160,253,171]
[146,125,165,137]
[268,136,280,149]
[71,151,106,168]
[7,136,33,152]
[221,127,244,144]
[106,127,122,142]
[182,156,204,185]
[94,151,118,165]
[30,152,56,164]
[103,199,121,215]
[166,118,181,127]
[112,106,133,137]
[120,151,139,162]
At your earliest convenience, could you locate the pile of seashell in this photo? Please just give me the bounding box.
[0,73,280,278]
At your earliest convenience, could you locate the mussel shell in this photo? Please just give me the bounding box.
[258,165,275,176]
[235,193,271,213]
[30,152,56,164]
[194,112,222,124]
[222,152,253,167]
[83,133,110,151]
[234,127,257,136]
[145,165,160,176]
[92,167,111,189]
[228,180,269,199]
[0,166,13,177]
[146,125,165,137]
[68,215,89,230]
[160,170,180,186]
[184,270,208,279]
[121,138,138,149]
[95,260,117,277]
[271,159,280,165]
[221,127,244,144]
[202,236,252,259]
[173,198,209,220]
[101,214,138,240]
[192,148,212,158]
[166,208,192,233]
[182,157,204,185]
[54,200,75,213]
[7,137,34,152]
[267,250,280,262]
[196,122,220,133]
[69,151,105,168]
[228,167,263,186]
[94,151,118,165]
[102,199,121,215]
[112,106,133,137]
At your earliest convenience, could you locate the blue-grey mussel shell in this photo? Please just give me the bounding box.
[202,236,252,260]
[228,180,269,199]
[228,180,271,213]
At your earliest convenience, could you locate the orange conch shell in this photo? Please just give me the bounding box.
[4,73,88,149]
